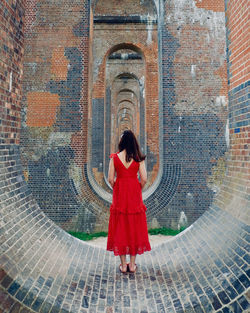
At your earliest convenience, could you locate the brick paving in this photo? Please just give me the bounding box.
[0,146,249,312]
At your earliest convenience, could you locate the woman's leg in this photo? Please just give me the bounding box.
[129,255,137,272]
[119,255,127,272]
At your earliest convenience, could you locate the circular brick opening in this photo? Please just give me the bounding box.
[1,1,249,312]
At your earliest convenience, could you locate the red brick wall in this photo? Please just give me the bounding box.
[226,0,249,90]
[20,0,112,231]
[0,0,25,145]
[166,0,228,117]
[214,0,249,221]
[194,0,225,12]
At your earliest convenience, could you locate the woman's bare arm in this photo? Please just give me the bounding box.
[108,157,115,188]
[139,160,147,189]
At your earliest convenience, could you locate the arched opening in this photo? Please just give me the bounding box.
[90,0,159,191]
[104,68,145,181]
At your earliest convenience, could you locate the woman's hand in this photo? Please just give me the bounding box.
[110,180,116,189]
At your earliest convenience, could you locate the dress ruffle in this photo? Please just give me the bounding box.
[107,243,151,256]
[107,211,151,256]
[110,203,147,214]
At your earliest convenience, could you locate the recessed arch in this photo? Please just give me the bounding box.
[114,79,140,105]
[89,0,160,202]
[118,105,135,117]
[106,69,144,177]
[105,43,145,64]
[118,88,138,99]
[118,100,135,107]
[115,72,141,81]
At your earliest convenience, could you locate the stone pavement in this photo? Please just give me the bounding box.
[1,196,249,312]
[0,143,249,313]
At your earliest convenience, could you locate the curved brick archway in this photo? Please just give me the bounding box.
[0,0,249,313]
[90,28,160,192]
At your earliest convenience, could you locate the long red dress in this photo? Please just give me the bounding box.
[107,153,151,256]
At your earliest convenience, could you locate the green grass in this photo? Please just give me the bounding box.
[68,227,185,241]
[68,231,108,241]
[148,227,185,236]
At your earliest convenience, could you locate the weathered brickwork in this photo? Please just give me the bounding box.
[0,0,24,145]
[20,0,112,232]
[214,0,249,223]
[154,0,229,228]
[0,0,249,312]
[17,0,230,232]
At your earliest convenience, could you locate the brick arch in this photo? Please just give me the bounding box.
[118,99,136,106]
[92,42,147,100]
[117,103,137,128]
[115,71,141,81]
[114,78,140,102]
[90,39,149,188]
[91,39,160,190]
[104,69,145,179]
[90,0,160,194]
[118,88,138,99]
[107,43,144,60]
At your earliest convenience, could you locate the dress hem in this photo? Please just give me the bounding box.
[107,245,151,256]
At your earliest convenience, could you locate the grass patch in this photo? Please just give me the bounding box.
[148,227,185,236]
[68,231,108,241]
[68,227,185,241]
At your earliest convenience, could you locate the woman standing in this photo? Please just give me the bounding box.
[107,130,151,273]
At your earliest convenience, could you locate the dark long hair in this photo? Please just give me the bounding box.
[118,130,146,162]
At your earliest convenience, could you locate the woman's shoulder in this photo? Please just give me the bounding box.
[110,152,118,159]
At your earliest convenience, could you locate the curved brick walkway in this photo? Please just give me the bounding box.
[0,147,249,312]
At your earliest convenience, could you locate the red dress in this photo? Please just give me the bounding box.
[107,153,151,256]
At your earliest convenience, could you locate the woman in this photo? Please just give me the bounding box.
[107,130,151,273]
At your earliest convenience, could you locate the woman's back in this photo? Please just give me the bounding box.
[114,152,139,178]
[110,152,146,214]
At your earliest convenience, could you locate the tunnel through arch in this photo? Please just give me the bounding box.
[89,0,160,197]
[103,68,146,182]
[90,25,160,192]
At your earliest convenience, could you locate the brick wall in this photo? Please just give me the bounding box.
[214,0,249,222]
[20,0,111,232]
[156,0,228,228]
[0,0,24,145]
[16,0,231,232]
